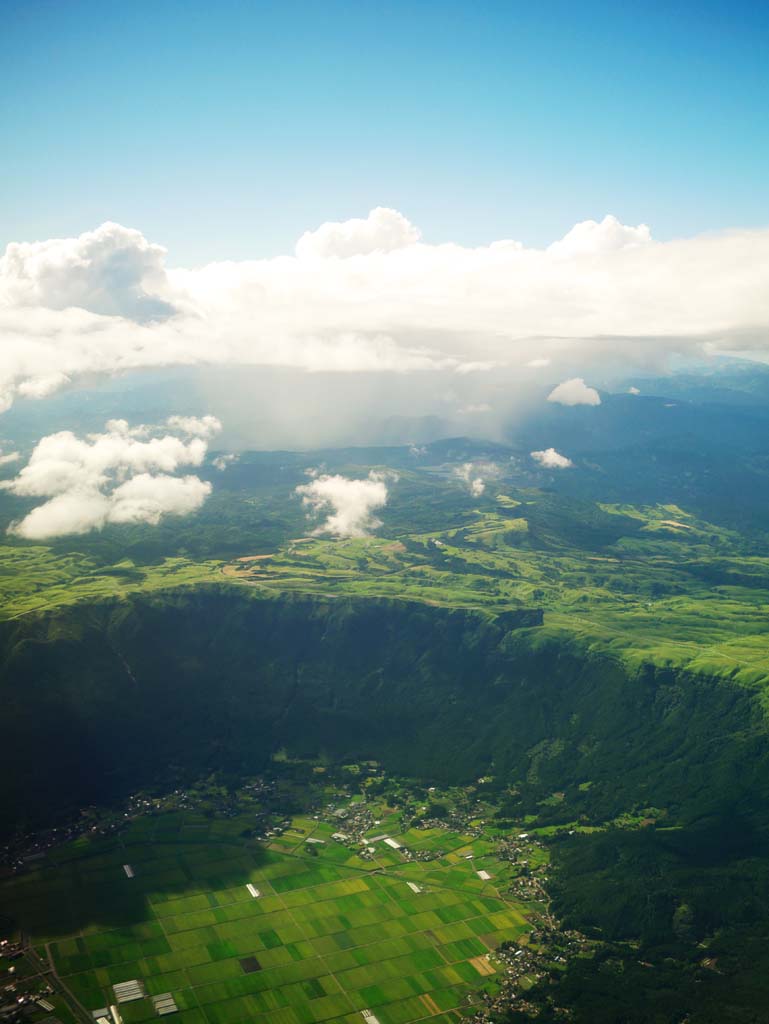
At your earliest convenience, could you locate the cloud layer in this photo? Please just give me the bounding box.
[296,471,390,537]
[1,210,769,413]
[2,415,221,539]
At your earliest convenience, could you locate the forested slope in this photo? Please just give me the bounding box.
[3,586,768,837]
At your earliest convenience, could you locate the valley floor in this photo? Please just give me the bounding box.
[0,773,561,1024]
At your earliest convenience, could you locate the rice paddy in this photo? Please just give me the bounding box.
[1,813,533,1024]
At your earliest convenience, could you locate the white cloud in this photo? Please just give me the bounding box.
[547,377,601,406]
[296,471,390,537]
[547,214,651,259]
[0,449,20,466]
[296,207,420,259]
[454,461,498,497]
[628,386,640,394]
[212,453,238,471]
[166,414,222,438]
[0,221,173,321]
[108,473,210,525]
[17,373,71,398]
[0,211,768,414]
[14,492,113,540]
[2,416,220,539]
[530,447,574,469]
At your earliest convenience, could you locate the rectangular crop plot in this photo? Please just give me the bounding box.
[239,956,262,973]
[2,816,535,1024]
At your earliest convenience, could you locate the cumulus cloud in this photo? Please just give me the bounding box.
[2,416,220,539]
[547,214,651,259]
[166,414,222,438]
[212,453,238,471]
[296,207,420,259]
[108,473,209,525]
[547,377,601,406]
[1,211,769,414]
[628,386,640,394]
[0,221,174,321]
[530,447,574,469]
[0,449,20,466]
[296,471,390,537]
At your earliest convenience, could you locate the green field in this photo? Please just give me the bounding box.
[0,546,221,620]
[223,497,769,686]
[3,477,769,690]
[2,814,532,1024]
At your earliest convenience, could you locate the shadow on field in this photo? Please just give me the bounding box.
[1,832,273,940]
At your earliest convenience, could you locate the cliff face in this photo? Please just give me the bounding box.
[2,586,768,835]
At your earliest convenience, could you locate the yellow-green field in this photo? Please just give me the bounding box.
[2,814,533,1024]
[0,547,221,620]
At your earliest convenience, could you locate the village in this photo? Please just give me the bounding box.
[0,939,58,1024]
[1,762,597,1024]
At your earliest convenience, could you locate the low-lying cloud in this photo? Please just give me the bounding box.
[0,448,20,467]
[2,416,221,539]
[530,448,574,469]
[296,471,390,537]
[547,378,601,406]
[454,461,499,497]
[1,209,768,415]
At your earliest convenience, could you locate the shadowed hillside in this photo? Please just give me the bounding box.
[3,587,769,838]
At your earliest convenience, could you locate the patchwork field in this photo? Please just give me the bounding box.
[2,813,532,1024]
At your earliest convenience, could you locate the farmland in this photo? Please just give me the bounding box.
[1,809,535,1024]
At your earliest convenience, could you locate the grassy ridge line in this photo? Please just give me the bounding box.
[223,500,769,688]
[2,496,769,687]
[0,546,223,620]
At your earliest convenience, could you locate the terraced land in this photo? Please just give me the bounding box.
[2,815,532,1024]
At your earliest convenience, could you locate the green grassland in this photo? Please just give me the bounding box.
[0,546,220,620]
[1,813,533,1024]
[2,483,769,690]
[224,495,769,687]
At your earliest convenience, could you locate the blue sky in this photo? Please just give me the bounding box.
[2,0,768,264]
